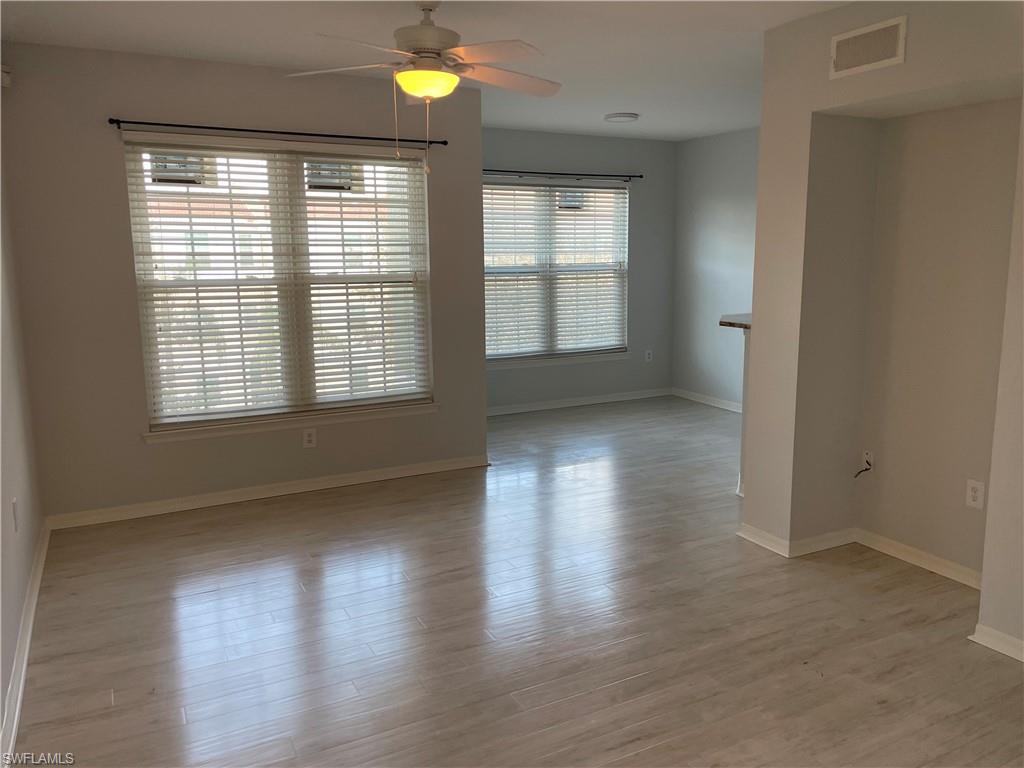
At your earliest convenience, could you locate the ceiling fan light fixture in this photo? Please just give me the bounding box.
[396,68,460,99]
[290,3,560,97]
[604,112,640,123]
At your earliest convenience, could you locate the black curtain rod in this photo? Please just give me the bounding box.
[483,168,642,181]
[108,118,448,147]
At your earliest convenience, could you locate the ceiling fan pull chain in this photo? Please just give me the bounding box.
[392,71,401,159]
[424,97,431,174]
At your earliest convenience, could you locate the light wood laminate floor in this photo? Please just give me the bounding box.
[17,398,1024,767]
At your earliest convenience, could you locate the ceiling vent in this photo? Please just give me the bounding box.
[830,16,906,80]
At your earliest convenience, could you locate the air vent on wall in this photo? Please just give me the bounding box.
[830,16,906,80]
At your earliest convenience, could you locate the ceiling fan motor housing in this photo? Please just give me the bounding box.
[394,24,460,56]
[288,0,559,97]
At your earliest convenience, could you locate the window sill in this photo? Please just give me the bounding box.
[487,350,631,370]
[142,400,439,444]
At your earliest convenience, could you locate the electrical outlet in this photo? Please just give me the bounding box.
[966,479,985,510]
[11,497,17,533]
[644,350,653,363]
[302,428,317,449]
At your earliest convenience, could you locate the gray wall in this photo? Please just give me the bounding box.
[482,128,675,408]
[1,43,487,520]
[672,128,758,406]
[977,102,1022,642]
[743,1,1022,543]
[789,101,1020,555]
[1,176,43,727]
[790,114,880,541]
[858,99,1020,571]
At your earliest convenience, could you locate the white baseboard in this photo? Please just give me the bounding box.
[1,526,50,755]
[487,389,671,417]
[486,387,743,417]
[854,529,981,589]
[788,527,859,557]
[737,523,791,557]
[737,524,981,589]
[969,623,1024,662]
[671,388,742,414]
[47,455,489,529]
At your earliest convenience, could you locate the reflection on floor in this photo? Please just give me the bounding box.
[18,397,1024,766]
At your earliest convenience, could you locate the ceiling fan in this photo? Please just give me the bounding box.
[288,1,561,101]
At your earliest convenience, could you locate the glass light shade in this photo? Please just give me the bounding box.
[395,69,460,100]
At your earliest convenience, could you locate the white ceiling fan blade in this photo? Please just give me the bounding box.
[287,63,397,78]
[316,33,415,59]
[460,65,561,97]
[445,40,540,64]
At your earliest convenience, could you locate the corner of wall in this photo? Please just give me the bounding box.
[0,525,49,755]
[975,100,1024,654]
[669,128,758,403]
[1,171,47,753]
[789,113,881,542]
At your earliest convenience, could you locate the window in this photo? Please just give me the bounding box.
[123,137,431,427]
[483,182,628,359]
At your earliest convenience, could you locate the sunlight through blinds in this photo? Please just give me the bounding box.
[124,140,431,425]
[483,182,628,358]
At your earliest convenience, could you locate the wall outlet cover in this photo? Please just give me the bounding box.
[966,479,985,510]
[302,428,317,449]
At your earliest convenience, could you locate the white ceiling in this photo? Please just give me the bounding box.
[1,1,836,140]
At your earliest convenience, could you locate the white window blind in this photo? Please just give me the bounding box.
[483,182,628,358]
[123,138,431,426]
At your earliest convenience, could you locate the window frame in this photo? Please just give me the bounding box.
[482,178,630,361]
[122,132,434,433]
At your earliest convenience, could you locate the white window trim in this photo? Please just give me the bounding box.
[486,349,631,370]
[143,398,438,443]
